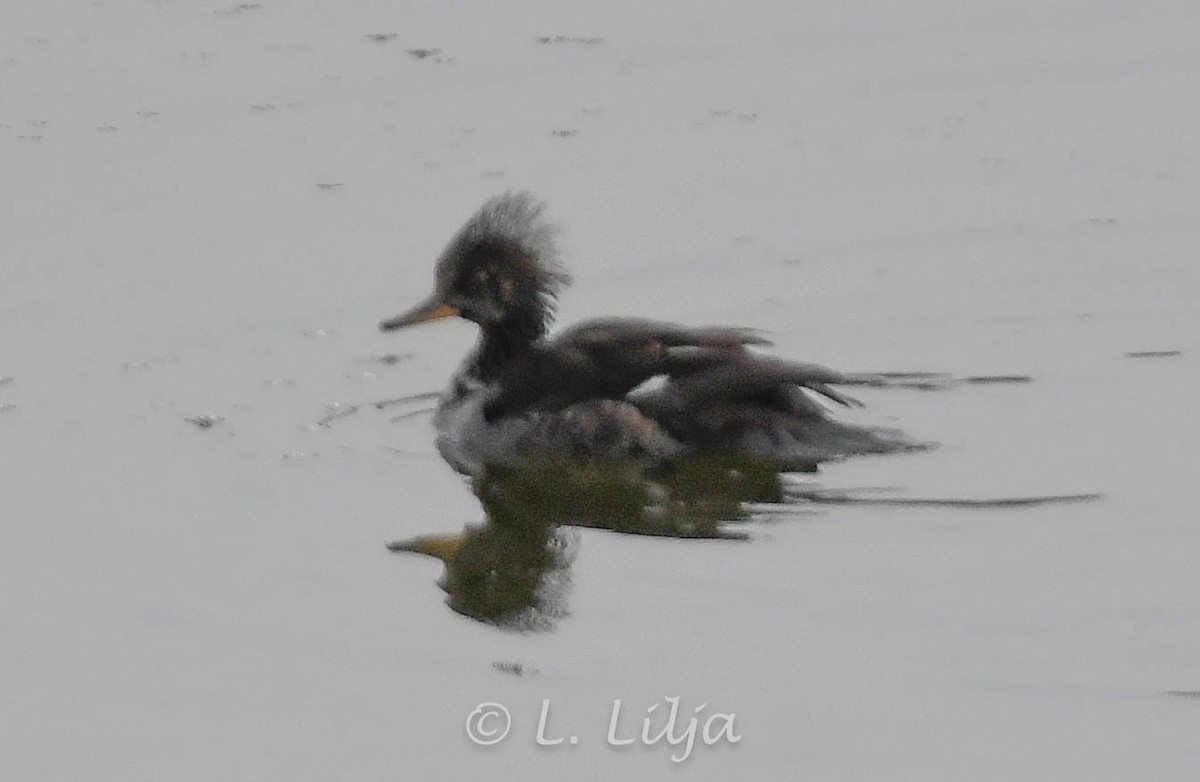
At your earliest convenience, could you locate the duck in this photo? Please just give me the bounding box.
[379,191,921,487]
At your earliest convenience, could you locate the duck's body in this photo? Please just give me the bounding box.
[432,380,682,477]
[382,192,920,484]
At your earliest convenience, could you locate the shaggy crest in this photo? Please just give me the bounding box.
[435,191,571,303]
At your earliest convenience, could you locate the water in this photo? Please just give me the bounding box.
[3,1,1199,779]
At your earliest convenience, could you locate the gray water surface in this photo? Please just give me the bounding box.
[3,1,1199,779]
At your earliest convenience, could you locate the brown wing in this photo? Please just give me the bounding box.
[482,318,769,421]
[482,317,859,422]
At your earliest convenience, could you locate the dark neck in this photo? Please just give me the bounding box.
[472,307,547,383]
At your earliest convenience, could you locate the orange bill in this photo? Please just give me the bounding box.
[379,297,460,331]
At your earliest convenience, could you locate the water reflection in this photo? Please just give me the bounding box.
[389,519,578,632]
[388,454,790,630]
[388,454,1101,630]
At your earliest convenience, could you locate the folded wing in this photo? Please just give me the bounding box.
[479,317,923,465]
[482,318,752,419]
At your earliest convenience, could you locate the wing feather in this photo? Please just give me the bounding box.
[482,318,767,421]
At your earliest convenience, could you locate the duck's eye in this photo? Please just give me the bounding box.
[464,268,491,294]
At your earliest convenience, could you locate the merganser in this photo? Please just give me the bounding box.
[379,192,920,485]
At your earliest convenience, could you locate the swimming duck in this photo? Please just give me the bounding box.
[379,192,919,482]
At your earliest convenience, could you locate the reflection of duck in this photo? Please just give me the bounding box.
[386,461,752,631]
[388,516,578,631]
[380,192,922,484]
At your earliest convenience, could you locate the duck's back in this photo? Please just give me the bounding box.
[435,316,922,476]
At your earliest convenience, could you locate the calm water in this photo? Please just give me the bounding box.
[3,1,1199,779]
